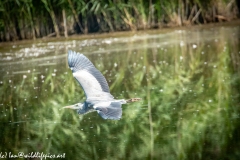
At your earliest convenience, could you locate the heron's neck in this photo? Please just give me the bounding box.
[77,103,89,114]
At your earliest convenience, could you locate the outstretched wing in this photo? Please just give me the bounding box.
[94,102,122,120]
[68,50,113,99]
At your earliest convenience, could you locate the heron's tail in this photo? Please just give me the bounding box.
[126,98,141,103]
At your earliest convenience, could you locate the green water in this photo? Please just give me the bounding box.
[0,25,240,159]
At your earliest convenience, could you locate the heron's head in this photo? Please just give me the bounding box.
[63,103,83,110]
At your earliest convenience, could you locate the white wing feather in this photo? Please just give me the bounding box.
[68,50,114,100]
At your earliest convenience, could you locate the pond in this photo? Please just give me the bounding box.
[0,24,240,159]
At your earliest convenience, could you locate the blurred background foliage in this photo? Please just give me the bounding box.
[0,0,240,41]
[0,25,240,159]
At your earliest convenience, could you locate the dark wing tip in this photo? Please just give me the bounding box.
[68,50,93,73]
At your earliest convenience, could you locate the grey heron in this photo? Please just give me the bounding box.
[63,50,141,120]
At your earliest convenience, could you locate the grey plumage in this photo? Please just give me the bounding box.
[68,50,111,94]
[64,50,140,120]
[95,102,122,120]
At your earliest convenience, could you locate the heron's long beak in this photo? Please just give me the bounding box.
[62,105,76,109]
[62,105,82,110]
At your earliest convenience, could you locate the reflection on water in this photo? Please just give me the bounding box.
[0,25,240,159]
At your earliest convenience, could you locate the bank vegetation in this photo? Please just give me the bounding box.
[0,0,239,42]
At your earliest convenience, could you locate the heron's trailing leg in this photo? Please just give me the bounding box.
[65,50,142,120]
[126,98,141,103]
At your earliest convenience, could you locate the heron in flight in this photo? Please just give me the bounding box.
[63,50,141,120]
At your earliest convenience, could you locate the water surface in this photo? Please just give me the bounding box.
[0,25,240,159]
